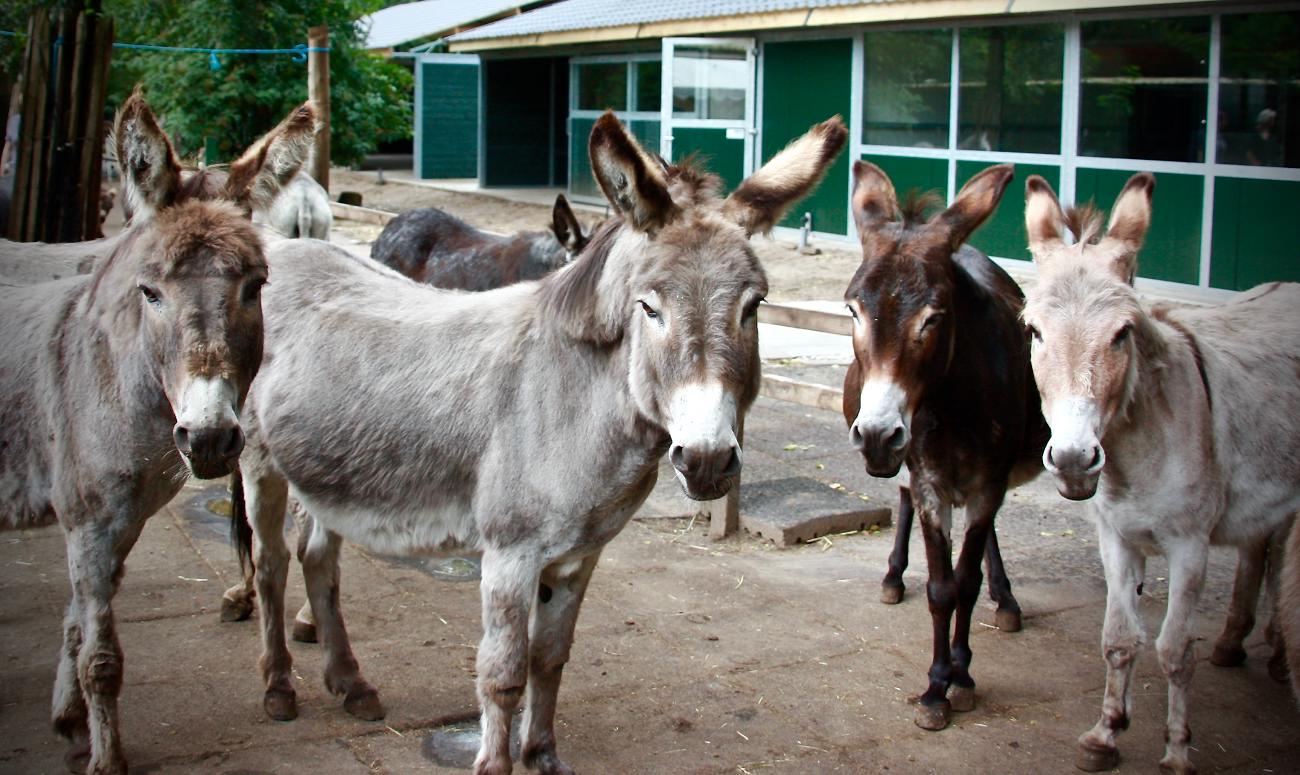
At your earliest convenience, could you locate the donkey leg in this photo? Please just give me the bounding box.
[948,492,1002,713]
[983,526,1022,633]
[1262,526,1289,683]
[473,549,541,775]
[63,516,146,775]
[291,501,318,644]
[1154,540,1208,775]
[1077,523,1146,772]
[914,500,957,731]
[521,553,601,775]
[51,598,91,772]
[298,518,384,720]
[246,472,297,721]
[220,560,257,623]
[881,487,913,604]
[1209,538,1266,667]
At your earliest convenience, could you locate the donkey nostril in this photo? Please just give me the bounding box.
[670,445,687,473]
[173,426,191,455]
[221,426,245,459]
[885,426,906,450]
[721,447,741,477]
[1045,446,1056,467]
[849,425,865,451]
[1088,446,1102,469]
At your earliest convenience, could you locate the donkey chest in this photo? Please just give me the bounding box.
[297,491,481,557]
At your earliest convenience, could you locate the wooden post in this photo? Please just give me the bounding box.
[307,25,330,190]
[707,418,744,540]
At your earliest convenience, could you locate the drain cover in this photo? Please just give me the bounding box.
[421,715,520,768]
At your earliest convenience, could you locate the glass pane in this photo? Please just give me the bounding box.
[671,47,746,120]
[576,63,627,111]
[634,61,661,112]
[958,24,1064,154]
[1218,12,1300,167]
[863,29,952,148]
[1079,18,1210,162]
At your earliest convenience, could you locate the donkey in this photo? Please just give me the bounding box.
[842,161,1049,731]
[370,194,588,290]
[0,91,313,775]
[1020,173,1300,774]
[230,111,845,775]
[253,169,332,240]
[1282,521,1300,705]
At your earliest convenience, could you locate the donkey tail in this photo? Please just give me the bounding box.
[229,467,253,578]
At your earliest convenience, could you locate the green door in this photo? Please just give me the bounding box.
[660,37,755,194]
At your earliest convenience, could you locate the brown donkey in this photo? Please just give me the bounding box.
[1021,173,1300,773]
[231,111,846,775]
[0,92,312,774]
[842,161,1049,731]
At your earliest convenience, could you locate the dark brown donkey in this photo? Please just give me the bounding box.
[842,161,1048,731]
[0,92,312,774]
[370,194,589,290]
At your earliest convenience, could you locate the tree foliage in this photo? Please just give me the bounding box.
[1,0,413,166]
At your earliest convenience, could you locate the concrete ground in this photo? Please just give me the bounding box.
[2,391,1298,774]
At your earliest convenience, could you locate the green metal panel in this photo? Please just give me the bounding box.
[1211,177,1300,289]
[1076,168,1202,285]
[956,161,1059,262]
[420,61,479,179]
[671,127,744,194]
[859,154,946,203]
[762,38,853,235]
[567,117,660,202]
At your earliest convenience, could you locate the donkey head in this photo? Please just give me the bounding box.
[547,111,846,499]
[844,161,1014,477]
[115,86,316,224]
[1021,172,1156,499]
[550,194,589,260]
[111,91,312,478]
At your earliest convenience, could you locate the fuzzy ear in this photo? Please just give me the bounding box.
[850,159,899,240]
[224,102,317,214]
[588,111,676,232]
[114,86,183,224]
[723,116,848,236]
[1024,175,1067,264]
[551,194,586,253]
[939,163,1014,249]
[1097,172,1155,285]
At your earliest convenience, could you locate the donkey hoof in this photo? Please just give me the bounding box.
[1158,755,1197,775]
[995,609,1022,633]
[343,683,386,721]
[1075,740,1119,772]
[948,685,976,713]
[264,689,298,721]
[880,583,905,605]
[527,750,576,775]
[1267,652,1289,683]
[62,736,91,774]
[1209,643,1246,667]
[913,700,951,731]
[220,595,254,623]
[291,619,318,644]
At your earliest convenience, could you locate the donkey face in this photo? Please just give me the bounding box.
[113,90,312,478]
[569,111,846,499]
[1021,173,1155,499]
[845,161,1014,477]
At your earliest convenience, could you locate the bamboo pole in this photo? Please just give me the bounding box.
[307,25,329,189]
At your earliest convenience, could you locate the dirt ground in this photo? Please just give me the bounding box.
[326,169,866,303]
[2,392,1298,774]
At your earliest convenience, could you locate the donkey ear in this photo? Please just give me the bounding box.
[724,116,847,236]
[551,194,585,253]
[1100,172,1155,285]
[1024,175,1067,263]
[114,86,182,224]
[589,111,676,232]
[224,102,317,214]
[850,159,899,240]
[939,163,1014,249]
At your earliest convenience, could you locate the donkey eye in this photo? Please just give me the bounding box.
[1112,324,1132,347]
[1027,324,1042,343]
[845,303,859,322]
[242,277,267,305]
[637,300,660,320]
[920,313,944,332]
[741,296,765,324]
[138,284,161,307]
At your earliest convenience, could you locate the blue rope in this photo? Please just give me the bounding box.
[0,30,329,68]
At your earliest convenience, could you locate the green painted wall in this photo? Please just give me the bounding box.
[762,38,853,235]
[1211,177,1300,290]
[672,127,744,194]
[568,117,660,201]
[856,154,947,237]
[957,161,1059,262]
[419,62,478,179]
[1076,168,1202,285]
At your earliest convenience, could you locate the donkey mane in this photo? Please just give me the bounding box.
[537,217,626,344]
[1065,202,1106,245]
[899,188,944,227]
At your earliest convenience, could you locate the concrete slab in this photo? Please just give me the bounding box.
[739,477,890,546]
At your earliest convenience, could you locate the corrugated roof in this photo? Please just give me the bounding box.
[449,0,885,42]
[362,0,535,49]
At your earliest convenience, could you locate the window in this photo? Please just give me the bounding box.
[958,24,1064,154]
[671,47,746,120]
[1218,11,1300,168]
[634,61,661,112]
[863,29,952,148]
[575,63,627,111]
[1079,17,1210,162]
